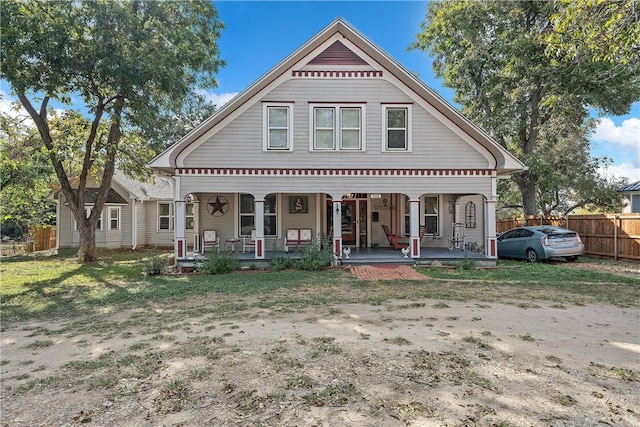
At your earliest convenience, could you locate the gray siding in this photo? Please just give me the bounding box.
[183,78,490,170]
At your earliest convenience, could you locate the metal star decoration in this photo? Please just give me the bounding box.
[207,195,228,216]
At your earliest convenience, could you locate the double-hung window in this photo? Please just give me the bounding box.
[239,194,277,237]
[108,207,120,231]
[424,196,439,235]
[311,104,364,151]
[158,202,173,231]
[263,103,293,151]
[383,105,411,151]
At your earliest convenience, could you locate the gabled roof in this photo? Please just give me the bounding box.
[50,170,173,202]
[149,17,524,175]
[112,170,173,200]
[618,181,640,192]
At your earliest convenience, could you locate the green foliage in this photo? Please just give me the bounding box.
[413,0,638,216]
[270,253,296,272]
[200,251,240,275]
[142,255,167,276]
[295,235,334,271]
[0,0,225,261]
[0,111,56,237]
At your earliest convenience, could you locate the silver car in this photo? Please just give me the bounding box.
[496,226,585,263]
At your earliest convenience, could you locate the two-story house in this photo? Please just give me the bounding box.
[149,18,524,261]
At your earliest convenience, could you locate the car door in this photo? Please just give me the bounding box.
[497,229,518,258]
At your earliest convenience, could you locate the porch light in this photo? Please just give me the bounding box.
[335,205,341,213]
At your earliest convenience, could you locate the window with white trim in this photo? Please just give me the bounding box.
[158,202,173,231]
[263,103,293,151]
[185,202,194,230]
[311,104,364,150]
[75,207,102,231]
[383,105,411,151]
[108,207,120,230]
[424,196,439,235]
[239,193,277,237]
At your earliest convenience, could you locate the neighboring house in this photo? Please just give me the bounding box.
[51,170,175,249]
[618,181,640,213]
[149,18,524,260]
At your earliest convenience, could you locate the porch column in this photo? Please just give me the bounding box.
[254,198,265,259]
[192,200,201,253]
[332,200,342,257]
[173,176,187,261]
[484,198,497,259]
[409,198,421,258]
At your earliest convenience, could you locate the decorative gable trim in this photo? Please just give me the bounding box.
[176,168,496,178]
[308,40,368,65]
[292,70,382,78]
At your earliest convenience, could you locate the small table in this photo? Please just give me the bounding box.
[225,238,240,252]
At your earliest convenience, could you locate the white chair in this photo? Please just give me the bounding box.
[202,230,220,252]
[242,230,256,253]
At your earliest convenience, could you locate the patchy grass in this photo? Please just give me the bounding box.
[1,251,638,323]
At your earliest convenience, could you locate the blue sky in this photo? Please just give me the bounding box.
[208,1,639,182]
[2,0,638,181]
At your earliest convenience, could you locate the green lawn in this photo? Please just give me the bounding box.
[1,249,638,322]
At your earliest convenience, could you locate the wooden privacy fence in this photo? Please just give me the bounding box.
[26,226,57,252]
[496,215,640,261]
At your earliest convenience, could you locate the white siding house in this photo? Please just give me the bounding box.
[149,18,524,260]
[618,181,640,213]
[52,170,174,249]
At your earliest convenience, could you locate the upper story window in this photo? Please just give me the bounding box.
[263,103,293,151]
[383,105,411,151]
[310,104,364,151]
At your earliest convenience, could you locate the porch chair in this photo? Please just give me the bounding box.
[381,224,409,250]
[202,229,220,252]
[242,230,256,253]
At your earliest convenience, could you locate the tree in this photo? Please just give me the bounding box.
[0,110,56,238]
[413,0,639,216]
[1,0,225,261]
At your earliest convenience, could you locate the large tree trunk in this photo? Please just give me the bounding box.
[514,171,538,217]
[77,220,98,263]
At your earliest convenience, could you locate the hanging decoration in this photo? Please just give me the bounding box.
[207,195,229,216]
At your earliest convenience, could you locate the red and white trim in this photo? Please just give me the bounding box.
[176,168,496,177]
[292,70,382,78]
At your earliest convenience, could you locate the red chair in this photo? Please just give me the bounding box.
[381,225,408,249]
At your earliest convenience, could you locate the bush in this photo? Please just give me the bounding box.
[270,253,296,271]
[296,235,334,271]
[143,255,167,276]
[457,256,477,271]
[200,251,240,275]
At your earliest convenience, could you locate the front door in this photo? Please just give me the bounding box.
[341,200,357,245]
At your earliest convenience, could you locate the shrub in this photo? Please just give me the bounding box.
[296,235,334,271]
[270,253,295,271]
[143,255,167,276]
[457,256,477,271]
[200,251,240,275]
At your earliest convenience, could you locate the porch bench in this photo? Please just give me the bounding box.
[284,228,313,252]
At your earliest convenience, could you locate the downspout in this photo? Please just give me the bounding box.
[131,198,138,250]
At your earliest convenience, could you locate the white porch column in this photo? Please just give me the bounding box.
[173,176,187,261]
[484,198,497,259]
[409,198,421,258]
[332,200,342,257]
[254,198,265,259]
[192,199,201,253]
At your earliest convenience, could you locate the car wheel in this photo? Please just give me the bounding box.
[526,248,538,263]
[565,256,579,262]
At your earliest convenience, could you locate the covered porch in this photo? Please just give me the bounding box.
[178,245,495,272]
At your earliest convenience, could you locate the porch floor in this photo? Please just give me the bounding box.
[181,246,494,269]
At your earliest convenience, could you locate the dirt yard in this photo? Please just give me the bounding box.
[2,277,639,427]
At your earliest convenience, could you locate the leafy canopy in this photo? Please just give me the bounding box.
[0,0,225,261]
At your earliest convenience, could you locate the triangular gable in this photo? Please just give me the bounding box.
[307,40,368,66]
[149,18,524,176]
